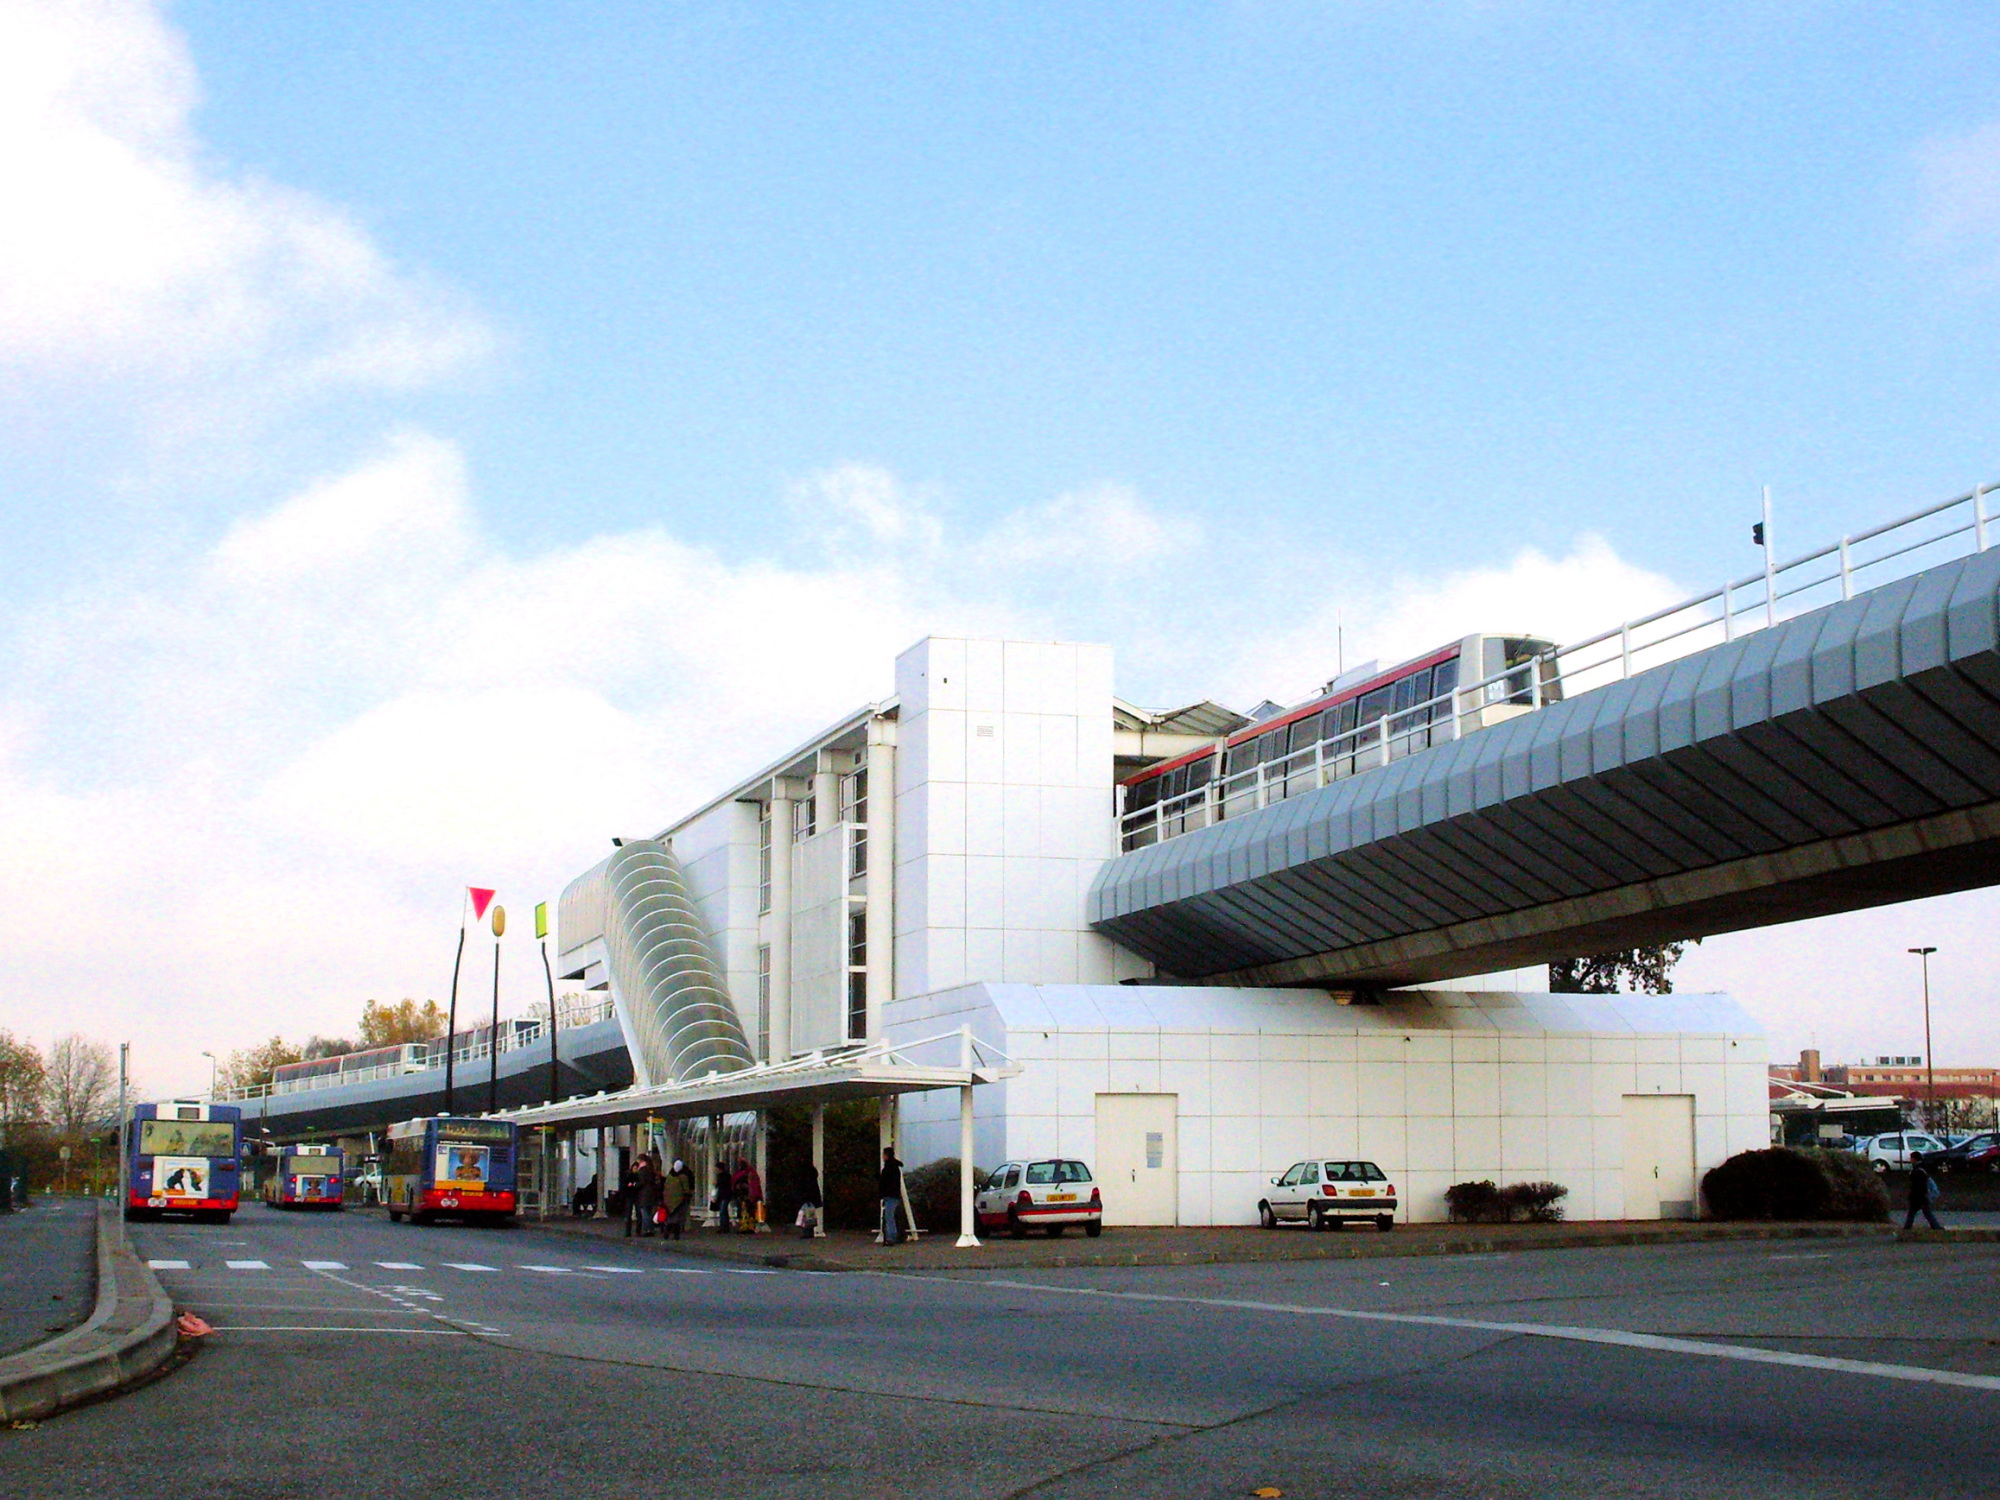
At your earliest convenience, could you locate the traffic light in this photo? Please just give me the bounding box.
[1751,522,1765,547]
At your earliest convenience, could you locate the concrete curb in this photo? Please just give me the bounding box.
[0,1204,178,1422]
[509,1210,1897,1273]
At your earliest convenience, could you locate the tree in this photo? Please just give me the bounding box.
[0,1031,45,1130]
[46,1034,115,1142]
[1549,942,1689,995]
[219,1036,303,1092]
[359,998,447,1047]
[300,1035,359,1060]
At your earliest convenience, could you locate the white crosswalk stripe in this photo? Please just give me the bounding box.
[581,1265,646,1274]
[224,1259,270,1270]
[143,1255,726,1277]
[147,1259,190,1270]
[301,1260,347,1270]
[443,1262,498,1272]
[374,1261,422,1270]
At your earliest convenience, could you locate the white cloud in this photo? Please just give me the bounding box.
[0,0,490,399]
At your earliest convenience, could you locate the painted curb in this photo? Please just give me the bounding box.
[0,1204,177,1422]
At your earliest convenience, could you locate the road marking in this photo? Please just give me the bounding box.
[658,1267,714,1275]
[721,1267,779,1276]
[443,1262,498,1272]
[374,1261,423,1270]
[1768,1253,1832,1262]
[971,1278,2000,1395]
[204,1326,490,1335]
[224,1259,270,1270]
[581,1265,646,1274]
[301,1260,347,1270]
[147,1259,190,1270]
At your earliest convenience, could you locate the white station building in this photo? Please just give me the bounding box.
[553,636,1765,1225]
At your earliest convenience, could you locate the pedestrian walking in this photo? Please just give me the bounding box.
[796,1161,823,1241]
[713,1159,734,1233]
[878,1145,904,1246]
[620,1154,642,1237]
[1904,1152,1944,1232]
[634,1151,662,1237]
[739,1158,764,1233]
[660,1157,693,1240]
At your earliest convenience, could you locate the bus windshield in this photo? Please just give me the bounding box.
[138,1120,236,1158]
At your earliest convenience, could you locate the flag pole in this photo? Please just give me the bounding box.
[488,905,505,1115]
[444,890,467,1115]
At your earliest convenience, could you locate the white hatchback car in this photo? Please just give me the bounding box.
[1861,1131,1949,1173]
[975,1159,1104,1238]
[1259,1159,1398,1232]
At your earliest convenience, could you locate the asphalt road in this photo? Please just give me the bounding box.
[5,1208,1997,1498]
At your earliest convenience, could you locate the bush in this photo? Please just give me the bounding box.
[1699,1146,1887,1221]
[1502,1180,1569,1223]
[1445,1180,1507,1223]
[1801,1148,1891,1222]
[903,1157,984,1235]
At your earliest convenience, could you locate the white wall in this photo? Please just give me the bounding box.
[888,983,1766,1225]
[669,799,762,1038]
[893,637,1139,1004]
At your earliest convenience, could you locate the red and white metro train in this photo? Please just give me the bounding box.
[1118,633,1560,850]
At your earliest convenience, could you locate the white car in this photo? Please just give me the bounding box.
[1259,1158,1398,1232]
[1861,1132,1949,1173]
[974,1159,1104,1238]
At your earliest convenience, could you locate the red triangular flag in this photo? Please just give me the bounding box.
[468,888,496,922]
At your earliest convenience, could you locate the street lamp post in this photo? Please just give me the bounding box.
[1909,946,1938,1130]
[201,1049,217,1101]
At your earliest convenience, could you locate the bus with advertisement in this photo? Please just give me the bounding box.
[383,1116,518,1225]
[126,1101,242,1223]
[260,1143,345,1210]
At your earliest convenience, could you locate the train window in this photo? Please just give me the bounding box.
[1125,777,1159,813]
[1333,699,1357,736]
[1224,741,1258,777]
[1433,658,1459,696]
[1288,713,1323,753]
[1186,755,1215,789]
[1357,686,1393,724]
[1163,767,1187,801]
[1256,729,1287,764]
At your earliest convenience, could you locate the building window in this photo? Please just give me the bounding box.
[846,907,867,1041]
[793,795,817,842]
[756,944,771,1061]
[841,767,868,877]
[757,805,773,914]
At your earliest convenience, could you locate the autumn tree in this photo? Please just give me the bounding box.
[0,1031,45,1130]
[1549,943,1689,995]
[300,1035,359,1060]
[46,1034,116,1141]
[359,998,447,1047]
[219,1036,303,1092]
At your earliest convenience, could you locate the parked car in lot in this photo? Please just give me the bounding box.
[1861,1132,1950,1173]
[974,1159,1103,1238]
[1258,1159,1398,1232]
[1940,1132,1999,1172]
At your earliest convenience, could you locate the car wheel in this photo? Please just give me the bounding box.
[1084,1219,1102,1238]
[1376,1215,1393,1233]
[1258,1201,1277,1230]
[1047,1225,1065,1238]
[1307,1205,1325,1232]
[1007,1207,1027,1240]
[1872,1160,1888,1174]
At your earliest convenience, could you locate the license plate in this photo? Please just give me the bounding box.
[1047,1193,1075,1202]
[1349,1189,1375,1197]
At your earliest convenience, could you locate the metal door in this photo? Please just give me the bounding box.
[1622,1094,1696,1219]
[1094,1094,1178,1226]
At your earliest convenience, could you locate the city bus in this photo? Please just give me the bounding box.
[383,1116,518,1225]
[261,1143,345,1210]
[126,1101,242,1223]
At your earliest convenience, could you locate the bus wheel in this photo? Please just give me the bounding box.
[410,1211,431,1227]
[387,1209,403,1223]
[218,1212,234,1224]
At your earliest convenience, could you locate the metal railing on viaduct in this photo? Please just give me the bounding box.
[1091,482,2000,986]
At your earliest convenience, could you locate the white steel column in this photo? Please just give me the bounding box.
[592,1128,607,1218]
[766,782,798,1063]
[864,725,896,1039]
[810,1103,827,1237]
[957,1027,980,1247]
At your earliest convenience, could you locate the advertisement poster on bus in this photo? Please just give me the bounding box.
[155,1156,209,1200]
[438,1144,488,1188]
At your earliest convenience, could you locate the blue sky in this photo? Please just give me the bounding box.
[3,1,1999,1092]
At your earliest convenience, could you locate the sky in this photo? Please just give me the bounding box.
[4,0,2000,1097]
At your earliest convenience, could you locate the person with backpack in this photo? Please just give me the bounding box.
[1904,1151,1944,1232]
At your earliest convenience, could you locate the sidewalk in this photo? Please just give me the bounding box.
[0,1203,178,1422]
[0,1198,95,1358]
[500,1208,1904,1272]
